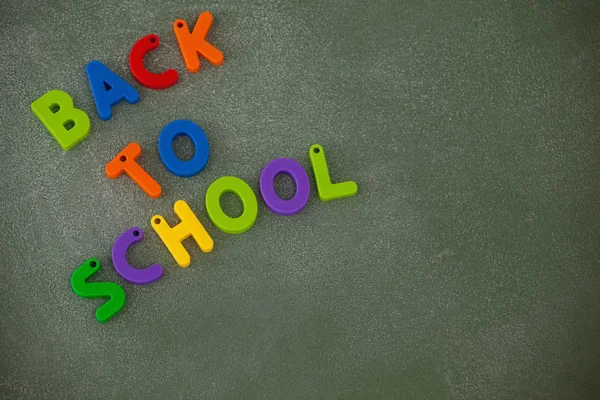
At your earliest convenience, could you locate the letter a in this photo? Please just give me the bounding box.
[85,60,140,121]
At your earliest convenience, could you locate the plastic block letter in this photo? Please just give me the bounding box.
[85,60,140,121]
[151,200,213,268]
[173,11,223,73]
[31,90,90,150]
[309,144,357,201]
[71,258,126,323]
[112,227,163,285]
[260,158,310,216]
[129,34,179,90]
[205,176,258,234]
[158,120,209,178]
[105,142,162,198]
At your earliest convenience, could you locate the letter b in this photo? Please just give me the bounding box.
[31,90,91,151]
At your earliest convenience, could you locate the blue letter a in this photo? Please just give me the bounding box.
[86,60,139,121]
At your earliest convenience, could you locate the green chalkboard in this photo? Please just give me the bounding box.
[1,0,599,398]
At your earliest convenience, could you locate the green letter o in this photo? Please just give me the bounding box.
[205,176,258,234]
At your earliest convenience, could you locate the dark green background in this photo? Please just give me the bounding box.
[1,0,599,398]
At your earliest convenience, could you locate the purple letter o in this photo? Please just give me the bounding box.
[259,158,310,216]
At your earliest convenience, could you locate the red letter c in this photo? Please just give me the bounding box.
[129,34,179,90]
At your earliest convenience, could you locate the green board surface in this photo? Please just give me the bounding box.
[1,0,599,398]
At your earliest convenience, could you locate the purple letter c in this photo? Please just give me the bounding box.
[112,227,163,285]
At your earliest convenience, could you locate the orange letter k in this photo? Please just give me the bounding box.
[174,11,224,73]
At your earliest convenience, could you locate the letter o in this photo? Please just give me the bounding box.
[205,176,258,234]
[259,158,310,216]
[158,120,209,177]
